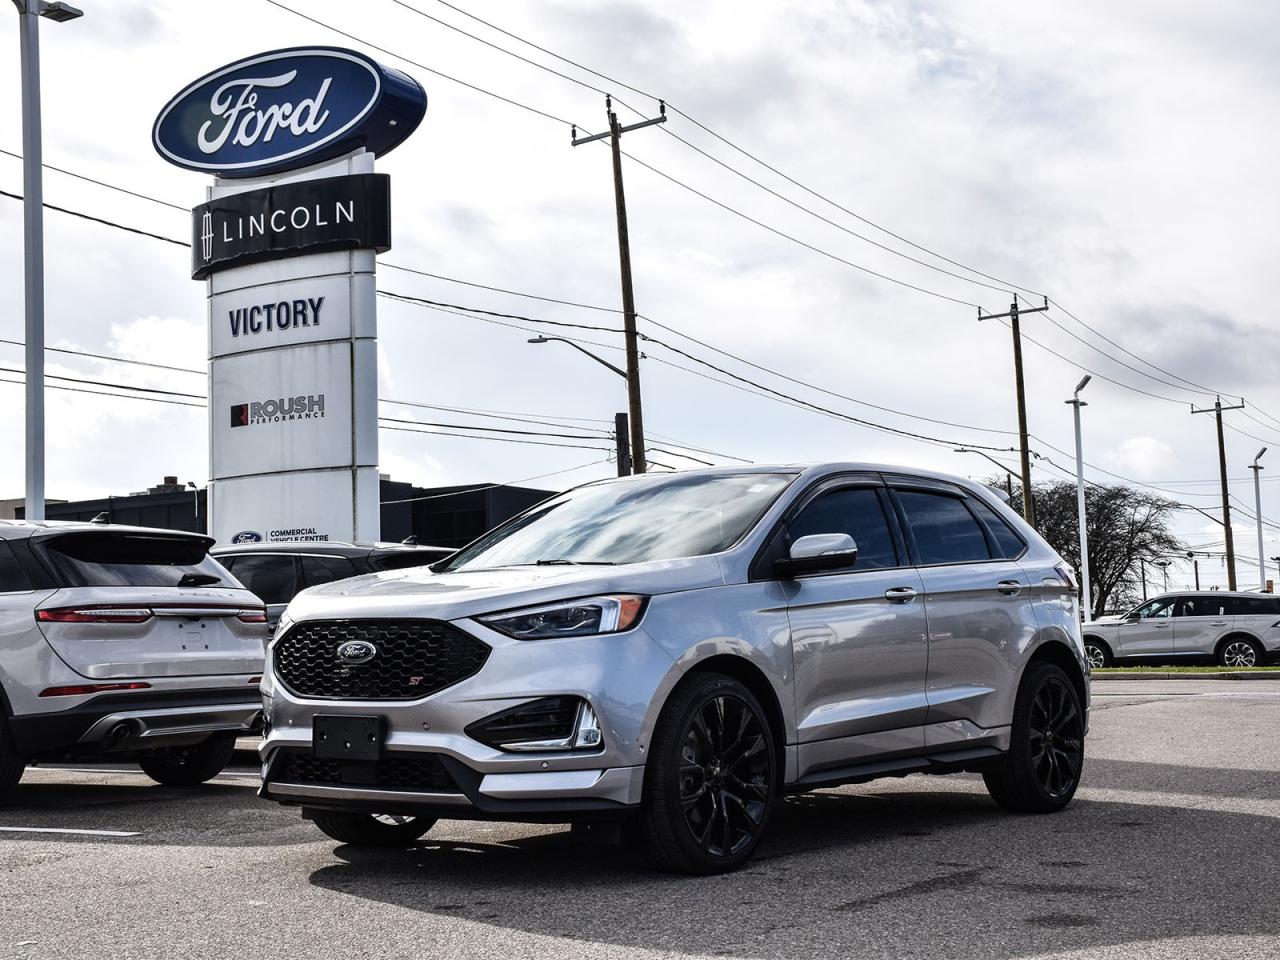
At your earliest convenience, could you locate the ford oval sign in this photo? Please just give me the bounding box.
[153,47,426,178]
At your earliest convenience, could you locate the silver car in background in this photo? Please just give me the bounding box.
[1082,591,1280,668]
[259,464,1088,873]
[0,521,267,800]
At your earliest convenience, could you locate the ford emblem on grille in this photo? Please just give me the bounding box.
[336,640,378,665]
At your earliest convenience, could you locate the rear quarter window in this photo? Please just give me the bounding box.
[0,541,33,593]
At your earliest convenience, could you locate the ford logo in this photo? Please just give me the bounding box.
[336,640,377,665]
[153,46,427,178]
[231,530,263,544]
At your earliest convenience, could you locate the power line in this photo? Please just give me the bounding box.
[0,147,188,212]
[379,457,612,504]
[0,188,188,247]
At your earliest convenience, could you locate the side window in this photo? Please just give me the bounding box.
[1134,598,1174,619]
[968,498,1026,559]
[786,487,898,570]
[1178,597,1226,618]
[895,491,992,565]
[300,555,358,589]
[1224,596,1275,617]
[0,541,33,593]
[227,554,297,606]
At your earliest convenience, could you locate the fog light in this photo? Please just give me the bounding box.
[573,702,602,748]
[466,696,604,752]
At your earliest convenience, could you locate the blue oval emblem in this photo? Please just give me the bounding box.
[231,530,263,544]
[153,46,426,178]
[336,640,377,665]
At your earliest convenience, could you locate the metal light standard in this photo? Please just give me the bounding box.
[1249,447,1267,591]
[528,336,632,475]
[1153,559,1170,594]
[12,0,83,522]
[1187,551,1201,590]
[1065,375,1092,618]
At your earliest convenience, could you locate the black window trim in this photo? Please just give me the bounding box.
[885,479,1008,569]
[747,473,910,582]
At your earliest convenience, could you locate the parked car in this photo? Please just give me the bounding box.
[1082,591,1280,668]
[258,464,1088,874]
[0,521,267,801]
[211,541,452,631]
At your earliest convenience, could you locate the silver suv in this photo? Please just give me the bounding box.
[1082,591,1280,668]
[259,465,1088,873]
[0,521,267,800]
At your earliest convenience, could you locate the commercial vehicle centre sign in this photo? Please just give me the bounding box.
[153,46,427,544]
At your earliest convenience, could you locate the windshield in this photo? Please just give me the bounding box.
[442,473,795,571]
[36,532,238,589]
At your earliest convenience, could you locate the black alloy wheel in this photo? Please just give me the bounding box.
[984,662,1085,813]
[310,811,436,847]
[636,672,777,874]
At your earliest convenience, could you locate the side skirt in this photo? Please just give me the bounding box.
[784,745,1005,794]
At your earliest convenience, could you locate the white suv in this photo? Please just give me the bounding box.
[0,521,267,800]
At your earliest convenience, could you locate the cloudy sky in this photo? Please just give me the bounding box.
[2,0,1279,589]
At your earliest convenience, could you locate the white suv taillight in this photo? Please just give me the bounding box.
[37,606,153,623]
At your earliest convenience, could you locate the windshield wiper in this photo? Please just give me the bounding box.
[178,573,223,587]
[532,559,616,566]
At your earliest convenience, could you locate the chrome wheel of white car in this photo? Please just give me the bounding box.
[1221,639,1262,668]
[1083,640,1110,670]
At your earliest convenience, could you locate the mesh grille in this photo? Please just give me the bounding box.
[273,619,490,700]
[276,750,458,793]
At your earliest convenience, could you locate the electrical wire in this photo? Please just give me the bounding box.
[0,188,188,247]
[379,457,612,504]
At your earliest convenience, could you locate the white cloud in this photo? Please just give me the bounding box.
[1103,437,1180,480]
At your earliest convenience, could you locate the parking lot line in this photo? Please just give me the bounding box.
[0,826,140,838]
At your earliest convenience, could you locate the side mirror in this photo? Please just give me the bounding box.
[1124,612,1141,622]
[775,533,858,578]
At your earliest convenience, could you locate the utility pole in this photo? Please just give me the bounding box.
[1192,397,1247,590]
[572,96,667,474]
[1187,551,1201,591]
[1066,375,1093,619]
[12,1,83,521]
[1250,448,1267,591]
[978,296,1049,525]
[613,412,632,477]
[1139,557,1147,601]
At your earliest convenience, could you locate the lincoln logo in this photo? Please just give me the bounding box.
[336,640,377,665]
[200,211,213,262]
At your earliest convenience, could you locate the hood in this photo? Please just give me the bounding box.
[284,554,729,624]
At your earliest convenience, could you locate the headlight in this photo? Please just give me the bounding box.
[479,594,647,640]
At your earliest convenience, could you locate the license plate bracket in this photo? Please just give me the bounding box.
[313,715,384,761]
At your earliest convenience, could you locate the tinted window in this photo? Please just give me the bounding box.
[1133,598,1174,619]
[969,498,1025,559]
[896,491,992,565]
[301,555,358,588]
[787,487,898,570]
[36,532,227,588]
[1178,597,1228,618]
[1224,596,1280,616]
[0,541,32,593]
[369,551,449,572]
[225,554,297,605]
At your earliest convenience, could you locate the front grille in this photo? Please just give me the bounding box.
[276,749,459,793]
[273,619,490,700]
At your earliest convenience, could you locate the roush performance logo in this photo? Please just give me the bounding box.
[230,394,325,428]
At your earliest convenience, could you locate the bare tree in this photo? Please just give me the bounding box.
[990,478,1184,619]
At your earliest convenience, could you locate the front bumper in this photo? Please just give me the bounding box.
[9,686,263,759]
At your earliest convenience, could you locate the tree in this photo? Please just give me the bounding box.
[990,478,1184,619]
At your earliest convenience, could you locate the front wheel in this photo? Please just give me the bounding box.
[984,662,1085,813]
[138,734,236,786]
[1219,638,1264,668]
[635,672,778,874]
[310,812,436,847]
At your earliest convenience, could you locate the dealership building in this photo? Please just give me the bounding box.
[1,476,551,550]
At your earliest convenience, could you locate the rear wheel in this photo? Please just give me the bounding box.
[1219,637,1264,668]
[635,672,778,874]
[0,716,25,803]
[1082,638,1111,670]
[310,812,435,847]
[138,734,236,786]
[984,662,1084,813]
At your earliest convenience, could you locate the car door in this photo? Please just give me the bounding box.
[781,478,929,776]
[887,480,1038,733]
[220,553,298,632]
[1174,595,1229,656]
[1114,597,1176,657]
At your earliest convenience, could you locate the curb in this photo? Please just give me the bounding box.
[1091,671,1280,681]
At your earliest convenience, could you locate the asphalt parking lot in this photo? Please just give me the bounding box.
[2,679,1278,960]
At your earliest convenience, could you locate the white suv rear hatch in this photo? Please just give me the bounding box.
[31,530,266,680]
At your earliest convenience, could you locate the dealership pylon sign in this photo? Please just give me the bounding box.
[154,47,427,544]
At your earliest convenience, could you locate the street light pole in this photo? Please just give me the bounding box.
[12,0,83,522]
[1188,552,1201,591]
[1250,447,1267,591]
[528,336,633,476]
[1065,375,1092,618]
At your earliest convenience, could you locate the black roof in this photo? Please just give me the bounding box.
[210,540,451,559]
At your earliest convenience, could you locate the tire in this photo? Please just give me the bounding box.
[1082,638,1111,670]
[310,812,435,848]
[1219,637,1264,669]
[0,715,25,804]
[138,734,236,786]
[634,672,778,875]
[984,662,1084,814]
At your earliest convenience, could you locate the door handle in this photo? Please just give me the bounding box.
[996,580,1022,596]
[1210,621,1227,626]
[1152,622,1169,628]
[884,587,918,604]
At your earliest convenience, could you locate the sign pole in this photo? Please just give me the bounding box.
[17,0,45,521]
